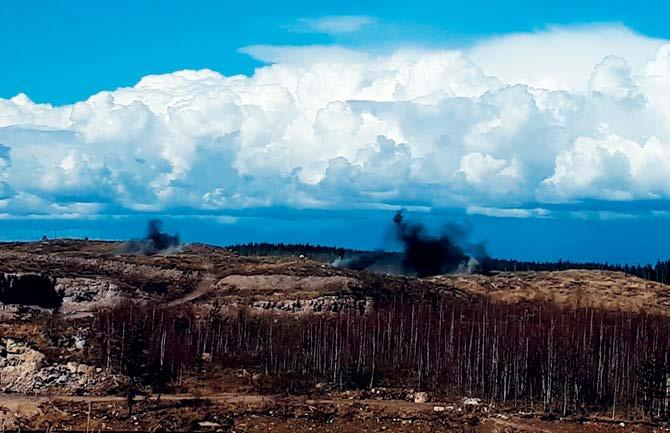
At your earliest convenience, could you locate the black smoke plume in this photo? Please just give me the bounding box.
[117,219,181,255]
[336,211,488,277]
[393,211,470,277]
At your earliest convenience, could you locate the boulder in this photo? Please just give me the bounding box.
[197,421,221,429]
[76,364,96,376]
[413,392,429,404]
[66,361,79,373]
[0,339,46,392]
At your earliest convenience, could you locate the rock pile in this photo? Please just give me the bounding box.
[56,277,131,313]
[0,338,117,394]
[252,295,373,314]
[0,338,45,392]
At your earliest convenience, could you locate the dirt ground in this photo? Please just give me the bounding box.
[2,241,670,432]
[434,270,670,315]
[0,393,667,433]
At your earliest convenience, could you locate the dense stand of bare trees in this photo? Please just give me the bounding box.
[94,299,670,418]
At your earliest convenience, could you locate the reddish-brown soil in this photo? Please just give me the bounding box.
[2,392,666,433]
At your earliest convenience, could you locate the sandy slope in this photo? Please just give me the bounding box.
[432,270,670,315]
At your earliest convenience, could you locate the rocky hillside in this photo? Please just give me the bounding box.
[0,240,669,431]
[0,240,667,317]
[0,239,472,318]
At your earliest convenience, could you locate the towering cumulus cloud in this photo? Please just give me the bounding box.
[0,25,669,219]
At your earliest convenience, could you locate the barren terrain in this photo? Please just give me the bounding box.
[0,239,668,432]
[434,269,670,315]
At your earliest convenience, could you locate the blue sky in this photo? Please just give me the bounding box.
[1,0,670,263]
[4,0,669,104]
[0,210,667,264]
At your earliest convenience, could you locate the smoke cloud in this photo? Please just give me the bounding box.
[336,211,488,277]
[117,219,181,255]
[393,211,470,277]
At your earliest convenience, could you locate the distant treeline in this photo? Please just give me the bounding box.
[95,299,670,419]
[227,242,371,262]
[227,242,670,285]
[481,258,670,285]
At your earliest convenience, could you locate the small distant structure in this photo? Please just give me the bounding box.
[41,235,48,242]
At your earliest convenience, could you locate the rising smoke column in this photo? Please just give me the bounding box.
[118,219,181,255]
[145,219,180,252]
[333,211,488,276]
[393,211,470,277]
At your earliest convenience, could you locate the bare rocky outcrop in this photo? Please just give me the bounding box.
[0,339,117,394]
[0,240,475,315]
[252,295,373,314]
[0,250,199,295]
[215,274,371,313]
[56,277,146,313]
[0,338,46,392]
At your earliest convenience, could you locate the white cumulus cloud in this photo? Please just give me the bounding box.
[0,25,669,218]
